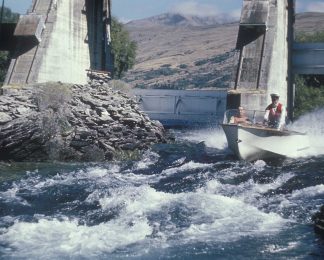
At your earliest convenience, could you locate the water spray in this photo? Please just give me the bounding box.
[290,108,324,156]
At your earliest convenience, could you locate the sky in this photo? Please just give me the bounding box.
[3,0,324,21]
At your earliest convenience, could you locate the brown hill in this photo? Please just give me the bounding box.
[295,12,324,33]
[124,12,324,90]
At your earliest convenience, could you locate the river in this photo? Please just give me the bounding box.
[0,110,324,259]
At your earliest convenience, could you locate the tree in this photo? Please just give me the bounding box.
[294,31,324,118]
[294,76,324,118]
[0,6,19,85]
[296,31,324,43]
[0,51,10,84]
[110,17,137,79]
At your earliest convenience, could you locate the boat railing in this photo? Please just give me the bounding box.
[223,109,266,125]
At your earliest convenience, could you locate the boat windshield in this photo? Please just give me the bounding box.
[223,109,266,125]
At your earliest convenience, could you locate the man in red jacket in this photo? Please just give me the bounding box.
[264,93,286,129]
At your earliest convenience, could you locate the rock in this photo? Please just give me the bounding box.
[120,143,138,150]
[98,140,115,152]
[97,109,113,122]
[120,117,141,126]
[16,106,31,116]
[0,112,12,124]
[0,79,168,162]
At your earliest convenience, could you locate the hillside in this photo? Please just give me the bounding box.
[295,12,324,33]
[123,12,324,90]
[126,13,237,28]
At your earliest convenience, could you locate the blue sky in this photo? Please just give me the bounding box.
[4,0,324,21]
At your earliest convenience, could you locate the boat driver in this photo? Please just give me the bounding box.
[264,93,286,129]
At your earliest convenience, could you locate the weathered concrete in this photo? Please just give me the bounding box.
[13,14,44,43]
[36,0,90,84]
[5,0,112,85]
[233,0,293,112]
[131,89,227,126]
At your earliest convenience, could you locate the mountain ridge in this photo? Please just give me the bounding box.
[124,12,324,90]
[126,12,238,28]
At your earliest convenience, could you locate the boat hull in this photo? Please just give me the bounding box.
[221,124,310,161]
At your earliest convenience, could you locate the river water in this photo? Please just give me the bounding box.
[0,110,324,259]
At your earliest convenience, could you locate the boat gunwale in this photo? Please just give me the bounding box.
[221,123,307,136]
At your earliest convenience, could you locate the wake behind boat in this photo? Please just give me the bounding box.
[221,109,310,161]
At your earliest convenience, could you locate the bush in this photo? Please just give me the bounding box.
[179,64,188,69]
[294,76,324,118]
[294,31,324,118]
[0,51,10,85]
[111,17,137,79]
[109,80,132,94]
[0,7,19,85]
[1,6,19,23]
[194,51,236,67]
[35,82,72,113]
[295,31,324,43]
[142,67,179,80]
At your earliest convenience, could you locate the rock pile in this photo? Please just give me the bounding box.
[0,80,167,161]
[87,69,111,82]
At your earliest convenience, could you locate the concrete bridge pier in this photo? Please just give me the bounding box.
[230,0,295,117]
[4,0,112,85]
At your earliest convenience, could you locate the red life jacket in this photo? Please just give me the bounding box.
[266,103,283,122]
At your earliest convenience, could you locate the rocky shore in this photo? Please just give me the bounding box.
[0,79,167,161]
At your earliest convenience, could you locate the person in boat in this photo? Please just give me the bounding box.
[264,93,286,129]
[230,106,250,124]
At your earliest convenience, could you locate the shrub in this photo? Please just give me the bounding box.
[0,7,19,85]
[35,82,72,113]
[109,80,132,94]
[294,76,324,118]
[111,17,137,79]
[179,64,188,69]
[294,31,324,118]
[295,31,324,43]
[0,51,10,85]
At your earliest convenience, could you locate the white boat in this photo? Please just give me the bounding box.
[221,109,310,161]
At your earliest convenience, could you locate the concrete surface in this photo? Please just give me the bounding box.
[5,0,112,85]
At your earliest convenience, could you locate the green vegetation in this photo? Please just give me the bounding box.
[295,31,324,43]
[294,32,324,118]
[194,51,235,67]
[0,7,19,85]
[1,6,19,23]
[0,51,9,85]
[108,80,132,95]
[178,64,188,69]
[111,17,137,79]
[294,75,324,118]
[143,67,179,80]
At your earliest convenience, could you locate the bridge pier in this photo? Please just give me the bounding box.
[231,0,295,116]
[5,0,112,85]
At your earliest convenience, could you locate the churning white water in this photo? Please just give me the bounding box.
[0,163,288,259]
[1,110,324,259]
[175,126,228,149]
[290,108,324,157]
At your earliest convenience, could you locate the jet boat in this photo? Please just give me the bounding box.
[221,109,310,161]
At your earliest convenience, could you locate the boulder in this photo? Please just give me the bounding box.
[0,112,12,124]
